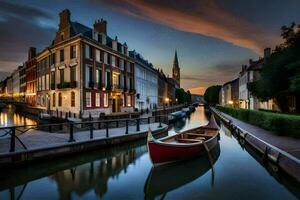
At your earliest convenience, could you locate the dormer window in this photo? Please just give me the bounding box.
[97,34,102,43]
[60,33,64,41]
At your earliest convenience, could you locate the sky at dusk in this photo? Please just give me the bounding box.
[0,0,300,94]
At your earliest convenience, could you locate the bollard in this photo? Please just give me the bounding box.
[9,127,16,152]
[116,121,119,128]
[98,122,101,129]
[125,120,128,134]
[106,122,109,137]
[158,116,162,128]
[136,118,140,132]
[69,123,75,142]
[90,123,94,139]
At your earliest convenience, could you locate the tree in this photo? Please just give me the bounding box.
[175,88,192,104]
[204,85,221,105]
[248,22,300,112]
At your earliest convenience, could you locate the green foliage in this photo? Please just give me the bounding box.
[175,88,191,104]
[248,22,300,112]
[204,85,221,105]
[216,106,300,138]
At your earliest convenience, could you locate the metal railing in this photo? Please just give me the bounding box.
[0,115,169,153]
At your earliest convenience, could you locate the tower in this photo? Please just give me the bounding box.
[172,50,180,88]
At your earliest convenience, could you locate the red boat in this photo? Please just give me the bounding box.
[147,114,220,166]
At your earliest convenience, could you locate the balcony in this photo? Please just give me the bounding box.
[70,81,77,88]
[112,84,123,92]
[51,83,55,90]
[57,82,70,89]
[88,81,94,88]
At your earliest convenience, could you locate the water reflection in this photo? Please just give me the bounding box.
[49,145,147,200]
[144,143,220,200]
[0,105,36,127]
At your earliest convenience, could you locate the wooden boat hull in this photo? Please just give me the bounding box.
[144,143,220,198]
[148,133,218,165]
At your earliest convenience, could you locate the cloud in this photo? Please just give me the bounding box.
[97,0,279,53]
[188,86,206,95]
[0,1,56,72]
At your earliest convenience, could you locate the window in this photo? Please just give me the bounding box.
[85,65,93,87]
[46,74,49,90]
[96,49,100,62]
[51,53,56,65]
[86,92,91,107]
[70,45,76,59]
[60,49,64,62]
[58,93,62,107]
[51,71,55,85]
[60,33,64,41]
[42,75,45,90]
[85,44,90,59]
[60,69,64,83]
[120,59,124,70]
[52,93,56,107]
[111,56,116,67]
[70,66,76,82]
[106,71,111,87]
[89,46,93,59]
[104,52,108,64]
[71,91,75,107]
[104,93,108,107]
[127,95,131,106]
[95,93,100,107]
[96,69,102,86]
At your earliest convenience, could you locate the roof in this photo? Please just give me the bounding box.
[247,58,264,71]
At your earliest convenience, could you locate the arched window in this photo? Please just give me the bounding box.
[71,92,75,107]
[52,93,56,107]
[58,93,62,107]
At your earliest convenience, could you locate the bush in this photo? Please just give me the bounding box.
[216,106,300,138]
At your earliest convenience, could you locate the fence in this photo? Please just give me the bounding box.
[0,115,169,153]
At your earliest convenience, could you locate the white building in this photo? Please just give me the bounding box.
[130,51,158,110]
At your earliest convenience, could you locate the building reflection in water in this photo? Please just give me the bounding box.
[144,142,220,200]
[0,105,36,127]
[48,145,147,200]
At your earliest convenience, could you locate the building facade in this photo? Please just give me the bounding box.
[220,78,239,108]
[25,47,37,106]
[33,9,135,116]
[130,51,158,110]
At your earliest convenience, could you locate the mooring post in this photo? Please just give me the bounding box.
[106,122,109,138]
[9,127,16,152]
[69,123,75,142]
[90,123,93,139]
[136,118,140,132]
[125,120,128,134]
[158,116,162,128]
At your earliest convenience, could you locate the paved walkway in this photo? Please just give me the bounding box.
[0,123,167,154]
[219,111,300,159]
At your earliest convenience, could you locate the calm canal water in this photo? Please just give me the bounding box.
[0,105,37,127]
[0,107,299,200]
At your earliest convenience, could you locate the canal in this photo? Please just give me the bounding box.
[0,107,299,200]
[0,105,37,127]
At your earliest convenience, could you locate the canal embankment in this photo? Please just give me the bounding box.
[211,107,300,183]
[0,122,168,168]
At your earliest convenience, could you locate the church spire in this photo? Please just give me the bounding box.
[172,49,180,88]
[174,49,179,66]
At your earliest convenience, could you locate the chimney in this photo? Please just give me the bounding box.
[93,18,107,35]
[28,47,36,60]
[59,9,71,30]
[264,48,271,59]
[249,59,253,65]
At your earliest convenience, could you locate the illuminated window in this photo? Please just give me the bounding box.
[86,92,91,107]
[58,93,62,107]
[71,92,75,107]
[127,95,131,107]
[52,93,56,107]
[104,93,108,107]
[95,93,100,107]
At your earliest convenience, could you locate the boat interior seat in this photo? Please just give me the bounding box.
[186,133,211,138]
[177,138,203,143]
